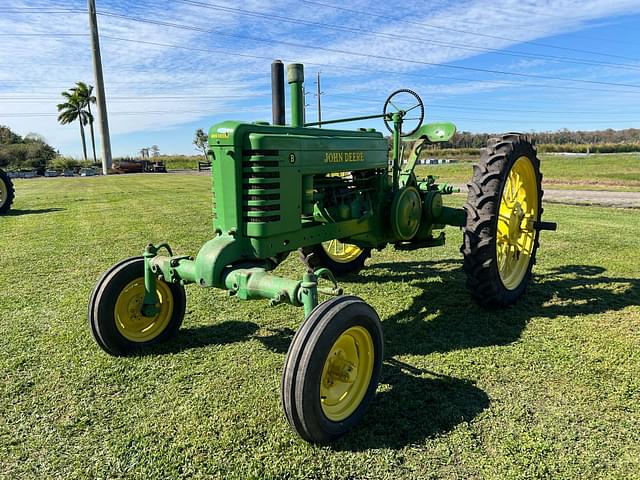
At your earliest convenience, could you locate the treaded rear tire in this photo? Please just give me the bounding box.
[0,169,15,214]
[461,133,543,308]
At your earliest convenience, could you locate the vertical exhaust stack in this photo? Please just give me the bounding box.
[271,60,285,126]
[288,63,304,128]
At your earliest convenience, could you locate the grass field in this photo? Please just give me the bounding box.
[414,153,640,191]
[1,174,639,479]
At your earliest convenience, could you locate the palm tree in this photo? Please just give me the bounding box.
[72,82,97,163]
[57,90,90,162]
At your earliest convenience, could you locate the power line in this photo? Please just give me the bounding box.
[2,105,636,127]
[101,31,640,96]
[323,93,640,116]
[429,103,639,117]
[2,11,639,127]
[1,110,635,125]
[0,33,88,36]
[0,106,271,117]
[4,30,640,95]
[4,3,639,77]
[0,93,638,121]
[4,32,639,99]
[0,94,271,101]
[322,109,640,125]
[2,96,637,121]
[301,0,640,62]
[0,8,86,13]
[2,92,637,118]
[93,35,640,95]
[95,11,640,90]
[373,0,568,25]
[169,0,640,72]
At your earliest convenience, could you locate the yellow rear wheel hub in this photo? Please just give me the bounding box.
[322,240,363,264]
[114,277,174,342]
[320,326,374,421]
[496,156,539,290]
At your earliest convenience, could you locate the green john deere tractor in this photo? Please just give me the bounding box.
[88,61,556,443]
[0,169,15,214]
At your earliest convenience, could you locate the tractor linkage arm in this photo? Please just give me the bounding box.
[142,243,342,319]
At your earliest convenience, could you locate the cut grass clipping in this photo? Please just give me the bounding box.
[1,174,639,479]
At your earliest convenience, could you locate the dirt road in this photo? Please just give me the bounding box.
[454,184,640,208]
[542,188,640,208]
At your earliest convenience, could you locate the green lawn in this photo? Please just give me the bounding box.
[1,175,639,479]
[415,153,640,190]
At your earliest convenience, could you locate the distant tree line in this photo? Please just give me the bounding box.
[449,128,640,150]
[0,126,56,171]
[2,123,638,174]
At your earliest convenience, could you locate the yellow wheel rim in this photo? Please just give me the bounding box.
[322,240,363,264]
[496,156,539,290]
[320,326,374,422]
[114,277,174,342]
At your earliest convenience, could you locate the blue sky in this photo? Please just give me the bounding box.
[1,0,639,158]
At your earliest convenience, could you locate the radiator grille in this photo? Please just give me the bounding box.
[242,154,281,223]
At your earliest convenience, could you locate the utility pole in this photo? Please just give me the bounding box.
[87,0,112,174]
[302,86,312,124]
[316,71,323,128]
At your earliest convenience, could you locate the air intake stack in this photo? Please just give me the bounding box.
[288,63,304,128]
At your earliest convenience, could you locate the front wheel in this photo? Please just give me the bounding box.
[281,296,383,443]
[461,133,544,307]
[299,240,371,276]
[88,257,186,356]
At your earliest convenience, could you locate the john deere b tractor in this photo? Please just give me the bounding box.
[0,169,15,214]
[89,62,556,443]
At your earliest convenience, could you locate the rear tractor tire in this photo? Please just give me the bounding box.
[461,133,544,308]
[299,240,371,276]
[0,169,15,214]
[281,296,383,443]
[88,257,186,356]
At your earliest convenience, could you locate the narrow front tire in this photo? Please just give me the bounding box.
[88,257,186,356]
[281,296,383,443]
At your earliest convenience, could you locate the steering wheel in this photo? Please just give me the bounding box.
[383,89,424,137]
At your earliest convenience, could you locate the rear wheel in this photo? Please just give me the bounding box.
[0,169,15,214]
[281,296,383,443]
[461,133,543,307]
[299,240,371,276]
[88,257,186,356]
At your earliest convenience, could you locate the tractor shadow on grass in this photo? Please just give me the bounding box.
[254,326,296,353]
[142,320,259,355]
[6,207,64,216]
[336,359,490,451]
[354,260,639,358]
[331,261,639,449]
